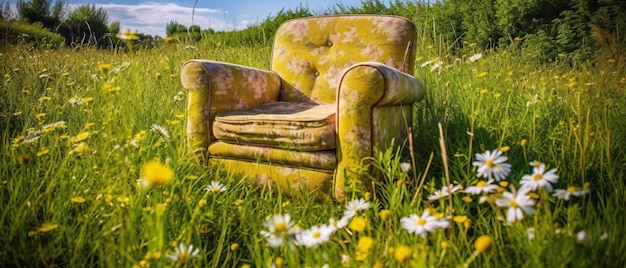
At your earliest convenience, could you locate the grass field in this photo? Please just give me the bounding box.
[1,34,626,267]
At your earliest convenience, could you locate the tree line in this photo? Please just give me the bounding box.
[1,0,624,64]
[0,0,159,48]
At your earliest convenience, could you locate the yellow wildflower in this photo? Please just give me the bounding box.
[141,159,174,186]
[356,236,374,261]
[98,64,112,73]
[349,216,367,232]
[37,222,58,233]
[274,257,284,267]
[476,72,488,78]
[453,215,468,223]
[70,132,90,143]
[36,149,49,157]
[464,219,472,230]
[69,142,89,154]
[520,139,528,146]
[474,235,493,253]
[70,197,86,204]
[394,245,412,263]
[379,209,391,220]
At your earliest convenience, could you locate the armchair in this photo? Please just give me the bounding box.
[181,15,425,201]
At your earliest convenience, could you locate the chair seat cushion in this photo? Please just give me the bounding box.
[213,101,336,151]
[208,141,337,170]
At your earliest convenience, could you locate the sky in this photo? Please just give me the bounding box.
[8,0,370,37]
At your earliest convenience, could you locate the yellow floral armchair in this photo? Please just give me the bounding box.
[180,15,425,201]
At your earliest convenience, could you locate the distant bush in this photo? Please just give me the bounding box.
[58,4,113,47]
[0,20,64,47]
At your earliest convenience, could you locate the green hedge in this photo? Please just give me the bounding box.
[0,21,65,48]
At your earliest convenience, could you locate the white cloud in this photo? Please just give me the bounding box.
[68,2,245,37]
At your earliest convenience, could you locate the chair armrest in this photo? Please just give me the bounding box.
[180,60,282,157]
[333,62,425,200]
[338,62,425,107]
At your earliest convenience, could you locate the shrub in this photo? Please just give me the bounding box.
[0,20,64,47]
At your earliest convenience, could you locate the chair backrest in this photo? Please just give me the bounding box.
[271,15,417,104]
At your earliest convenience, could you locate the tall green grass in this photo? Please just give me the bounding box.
[1,29,625,267]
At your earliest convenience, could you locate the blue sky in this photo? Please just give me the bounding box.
[8,0,370,37]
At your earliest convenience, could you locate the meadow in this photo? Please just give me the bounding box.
[2,26,626,267]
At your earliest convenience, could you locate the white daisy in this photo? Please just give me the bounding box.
[68,96,83,105]
[295,224,334,248]
[553,186,589,201]
[204,181,226,193]
[431,61,443,72]
[519,162,559,192]
[495,189,536,222]
[166,243,200,263]
[260,213,297,247]
[328,216,350,231]
[576,230,588,244]
[343,198,370,218]
[464,180,499,195]
[469,53,483,62]
[400,210,450,238]
[399,162,411,173]
[472,149,511,181]
[427,184,463,201]
[150,124,170,140]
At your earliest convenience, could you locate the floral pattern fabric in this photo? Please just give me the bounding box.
[208,141,337,170]
[272,15,417,104]
[181,15,426,201]
[210,158,334,200]
[213,102,336,151]
[181,60,282,155]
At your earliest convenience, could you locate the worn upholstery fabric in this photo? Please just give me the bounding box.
[273,16,417,104]
[180,60,282,154]
[181,15,425,201]
[208,141,337,170]
[210,158,334,200]
[213,102,336,151]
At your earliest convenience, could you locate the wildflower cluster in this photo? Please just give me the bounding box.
[429,148,591,224]
[260,198,369,248]
[260,195,451,253]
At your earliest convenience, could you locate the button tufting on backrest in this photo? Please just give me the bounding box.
[272,15,417,104]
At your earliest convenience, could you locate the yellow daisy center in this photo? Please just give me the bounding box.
[509,200,518,208]
[312,231,321,239]
[485,159,494,168]
[275,222,286,232]
[477,181,488,187]
[417,218,426,226]
[533,174,543,181]
[567,186,577,193]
